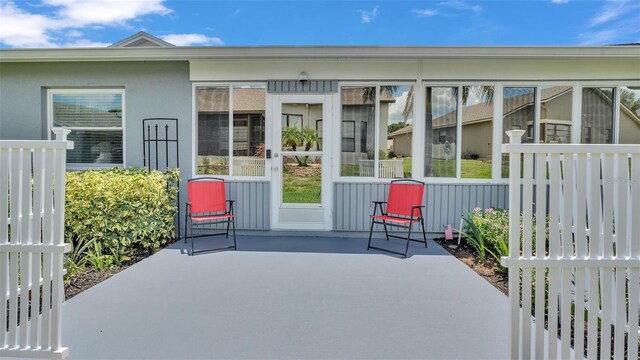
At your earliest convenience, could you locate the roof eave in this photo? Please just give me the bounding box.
[1,46,639,63]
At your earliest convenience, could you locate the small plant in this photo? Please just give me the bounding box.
[461,207,549,273]
[460,207,510,272]
[84,242,113,271]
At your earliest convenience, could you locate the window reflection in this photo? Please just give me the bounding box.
[461,86,494,179]
[618,86,640,144]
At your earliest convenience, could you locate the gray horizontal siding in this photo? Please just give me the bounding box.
[333,183,509,233]
[267,80,337,93]
[226,181,271,230]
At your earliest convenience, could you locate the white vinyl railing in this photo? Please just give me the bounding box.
[0,129,73,360]
[232,157,265,177]
[358,159,404,178]
[501,130,639,360]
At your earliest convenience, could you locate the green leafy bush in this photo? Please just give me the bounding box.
[461,207,549,273]
[65,168,179,269]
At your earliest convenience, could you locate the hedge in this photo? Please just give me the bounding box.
[65,168,179,262]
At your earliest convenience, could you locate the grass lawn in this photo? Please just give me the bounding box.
[429,159,492,178]
[282,171,321,203]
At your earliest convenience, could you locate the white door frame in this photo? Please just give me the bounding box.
[270,93,333,230]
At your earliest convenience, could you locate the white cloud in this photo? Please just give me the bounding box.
[66,29,82,38]
[412,9,438,17]
[0,0,172,48]
[43,0,170,27]
[358,6,379,23]
[60,39,111,47]
[0,1,55,47]
[578,29,619,45]
[438,1,483,14]
[576,0,640,45]
[589,0,639,26]
[161,33,224,46]
[388,90,412,124]
[551,0,569,3]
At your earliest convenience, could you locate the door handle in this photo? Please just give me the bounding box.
[273,152,279,158]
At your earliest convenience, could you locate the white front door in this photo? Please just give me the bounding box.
[271,94,333,230]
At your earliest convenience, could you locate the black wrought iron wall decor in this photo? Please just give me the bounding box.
[142,118,181,240]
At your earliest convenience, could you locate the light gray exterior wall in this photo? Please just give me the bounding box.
[0,61,524,234]
[334,182,508,233]
[0,61,199,226]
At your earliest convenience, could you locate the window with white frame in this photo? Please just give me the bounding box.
[196,84,266,176]
[49,89,124,168]
[340,85,413,178]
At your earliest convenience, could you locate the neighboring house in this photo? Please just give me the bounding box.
[390,86,640,160]
[1,31,638,232]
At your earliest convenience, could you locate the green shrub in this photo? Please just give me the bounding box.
[65,168,179,267]
[461,207,549,273]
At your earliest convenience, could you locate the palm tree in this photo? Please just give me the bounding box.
[282,126,303,151]
[281,126,321,166]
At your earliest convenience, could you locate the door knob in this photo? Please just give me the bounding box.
[273,152,279,158]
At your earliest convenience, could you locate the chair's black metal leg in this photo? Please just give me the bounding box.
[232,217,237,250]
[183,210,188,243]
[367,218,375,250]
[190,219,195,256]
[225,215,231,239]
[421,218,428,248]
[382,220,390,240]
[404,222,412,258]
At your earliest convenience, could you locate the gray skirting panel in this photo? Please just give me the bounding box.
[221,181,271,230]
[202,181,507,233]
[333,182,509,233]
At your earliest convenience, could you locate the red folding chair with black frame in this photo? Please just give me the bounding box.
[184,177,236,255]
[367,179,427,258]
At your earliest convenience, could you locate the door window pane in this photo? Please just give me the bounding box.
[581,87,614,144]
[381,85,413,178]
[282,155,322,204]
[341,87,375,176]
[461,86,494,179]
[619,86,640,144]
[281,103,322,152]
[197,87,229,175]
[426,87,457,178]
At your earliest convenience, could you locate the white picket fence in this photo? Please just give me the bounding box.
[232,157,265,177]
[502,130,639,359]
[0,129,72,359]
[358,159,404,178]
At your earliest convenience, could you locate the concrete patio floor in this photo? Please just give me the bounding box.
[61,233,509,359]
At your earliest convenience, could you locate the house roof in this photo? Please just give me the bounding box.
[1,44,638,63]
[198,87,265,113]
[108,31,175,48]
[341,88,396,105]
[389,85,640,138]
[432,86,572,129]
[389,86,572,137]
[197,86,395,113]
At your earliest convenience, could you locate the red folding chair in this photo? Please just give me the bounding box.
[367,179,427,258]
[184,177,236,255]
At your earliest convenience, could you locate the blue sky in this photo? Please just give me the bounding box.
[0,0,638,48]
